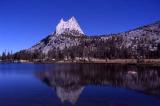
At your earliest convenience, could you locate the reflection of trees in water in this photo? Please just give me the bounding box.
[36,64,160,104]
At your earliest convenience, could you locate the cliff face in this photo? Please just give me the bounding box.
[55,16,84,35]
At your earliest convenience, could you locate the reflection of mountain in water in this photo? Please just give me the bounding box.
[56,86,84,105]
[36,64,160,104]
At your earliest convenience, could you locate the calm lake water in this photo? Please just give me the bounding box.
[0,63,160,106]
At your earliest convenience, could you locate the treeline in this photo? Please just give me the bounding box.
[1,36,160,61]
[59,36,160,60]
[0,51,14,61]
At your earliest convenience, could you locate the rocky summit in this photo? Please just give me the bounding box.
[55,16,84,36]
[27,16,85,54]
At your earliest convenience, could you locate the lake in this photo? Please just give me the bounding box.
[0,63,160,106]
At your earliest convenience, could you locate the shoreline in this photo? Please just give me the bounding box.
[54,59,160,66]
[1,59,160,66]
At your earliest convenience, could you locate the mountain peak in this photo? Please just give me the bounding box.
[55,16,84,35]
[60,18,65,23]
[69,16,76,22]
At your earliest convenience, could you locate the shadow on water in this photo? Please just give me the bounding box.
[35,64,160,105]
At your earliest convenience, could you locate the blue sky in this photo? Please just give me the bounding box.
[0,0,160,54]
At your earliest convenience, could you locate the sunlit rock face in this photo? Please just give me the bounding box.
[36,64,160,104]
[55,16,84,36]
[26,16,85,54]
[117,21,160,49]
[28,34,81,54]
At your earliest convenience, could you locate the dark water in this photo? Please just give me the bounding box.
[0,63,160,106]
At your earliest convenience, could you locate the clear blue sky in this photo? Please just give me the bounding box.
[0,0,160,54]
